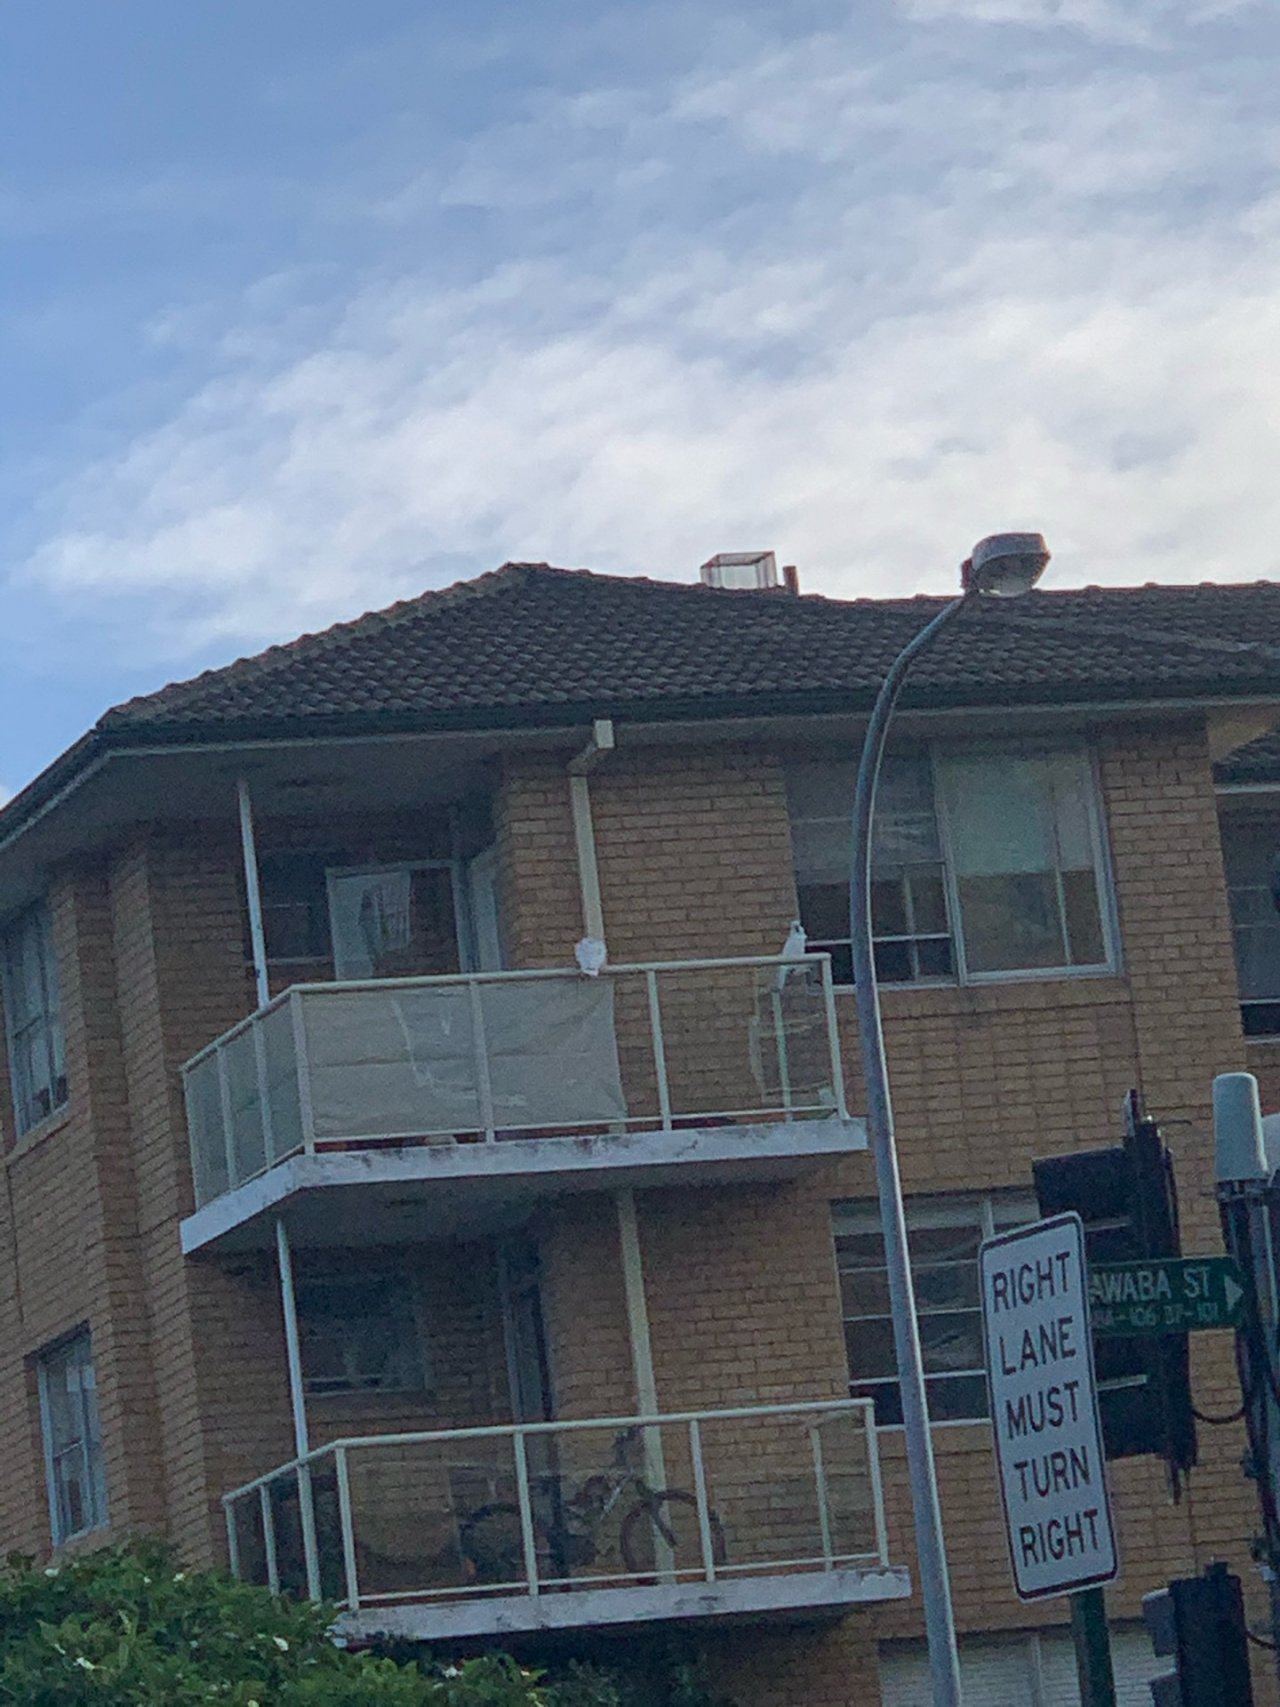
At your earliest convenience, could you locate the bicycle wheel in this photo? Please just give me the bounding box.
[459,1503,542,1586]
[620,1491,728,1575]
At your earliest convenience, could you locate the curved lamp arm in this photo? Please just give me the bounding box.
[848,589,974,1707]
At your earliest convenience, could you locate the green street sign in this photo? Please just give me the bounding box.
[1087,1257,1246,1338]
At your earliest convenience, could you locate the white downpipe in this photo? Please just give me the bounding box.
[275,1218,320,1599]
[237,779,270,1009]
[615,1188,673,1574]
[567,718,614,945]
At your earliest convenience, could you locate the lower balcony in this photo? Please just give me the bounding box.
[222,1399,909,1641]
[181,955,865,1254]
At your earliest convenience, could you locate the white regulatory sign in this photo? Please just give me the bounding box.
[979,1212,1118,1602]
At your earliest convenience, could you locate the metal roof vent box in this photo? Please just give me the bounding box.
[700,551,799,593]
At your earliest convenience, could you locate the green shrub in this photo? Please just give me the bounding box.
[0,1547,556,1706]
[0,1546,733,1707]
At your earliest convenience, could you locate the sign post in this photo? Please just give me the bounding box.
[981,1213,1119,1704]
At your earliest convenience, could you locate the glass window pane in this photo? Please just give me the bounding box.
[956,872,1064,972]
[942,757,1055,877]
[915,938,954,979]
[840,1267,890,1316]
[915,1260,980,1313]
[789,758,954,986]
[873,940,912,982]
[3,907,67,1136]
[908,869,948,935]
[836,1194,1033,1425]
[925,1374,989,1422]
[329,867,460,980]
[1063,868,1107,965]
[791,819,851,885]
[874,757,943,866]
[40,1334,107,1542]
[940,751,1111,976]
[871,877,909,938]
[845,1318,897,1383]
[919,1312,983,1374]
[297,1274,425,1395]
[857,1379,901,1426]
[797,882,849,943]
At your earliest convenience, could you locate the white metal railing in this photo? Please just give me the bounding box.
[222,1399,889,1614]
[183,955,850,1208]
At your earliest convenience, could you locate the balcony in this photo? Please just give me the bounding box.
[180,955,865,1253]
[222,1399,909,1640]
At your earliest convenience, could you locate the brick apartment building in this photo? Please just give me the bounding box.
[1,557,1279,1704]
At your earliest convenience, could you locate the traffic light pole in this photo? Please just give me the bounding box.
[1213,1073,1280,1684]
[1070,1588,1117,1707]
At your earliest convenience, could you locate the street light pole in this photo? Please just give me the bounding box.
[848,534,1050,1707]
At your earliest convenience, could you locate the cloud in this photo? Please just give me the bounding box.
[12,2,1280,662]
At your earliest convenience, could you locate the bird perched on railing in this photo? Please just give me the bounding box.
[773,919,808,991]
[575,935,608,976]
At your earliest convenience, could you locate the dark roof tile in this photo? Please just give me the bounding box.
[98,564,1280,740]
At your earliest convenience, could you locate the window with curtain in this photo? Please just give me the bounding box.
[1220,811,1280,1038]
[1,904,68,1137]
[786,746,1115,985]
[38,1333,108,1545]
[835,1192,1038,1424]
[295,1272,428,1396]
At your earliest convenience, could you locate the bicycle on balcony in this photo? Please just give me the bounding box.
[458,1425,727,1587]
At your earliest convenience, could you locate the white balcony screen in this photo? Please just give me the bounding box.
[302,977,628,1139]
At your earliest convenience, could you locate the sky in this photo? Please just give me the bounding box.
[0,0,1276,796]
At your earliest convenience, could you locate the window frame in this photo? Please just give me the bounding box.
[1219,804,1280,1040]
[835,1190,1040,1427]
[37,1331,108,1546]
[1,903,69,1139]
[789,741,1121,989]
[295,1269,430,1400]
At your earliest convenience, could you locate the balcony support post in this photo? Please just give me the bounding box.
[615,1188,672,1574]
[275,1217,320,1599]
[237,778,270,1010]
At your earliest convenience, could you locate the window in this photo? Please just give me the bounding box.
[38,1333,108,1544]
[787,747,1116,985]
[835,1192,1037,1424]
[328,865,460,980]
[295,1272,427,1397]
[1221,812,1280,1038]
[1,905,68,1137]
[880,1624,1163,1706]
[257,854,463,980]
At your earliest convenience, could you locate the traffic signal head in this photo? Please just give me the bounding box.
[1034,1099,1196,1475]
[1142,1564,1253,1707]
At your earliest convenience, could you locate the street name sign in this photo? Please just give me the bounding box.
[1088,1257,1245,1338]
[980,1212,1118,1602]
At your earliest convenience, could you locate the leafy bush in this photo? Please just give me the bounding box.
[0,1546,618,1706]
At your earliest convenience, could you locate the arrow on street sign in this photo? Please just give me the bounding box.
[1087,1256,1245,1338]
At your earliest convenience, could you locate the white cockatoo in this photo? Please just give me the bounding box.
[774,919,808,990]
[575,935,609,976]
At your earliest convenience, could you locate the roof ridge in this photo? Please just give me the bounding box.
[97,561,546,729]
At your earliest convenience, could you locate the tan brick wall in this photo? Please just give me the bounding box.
[0,716,1269,1706]
[1248,1040,1280,1114]
[497,726,1270,1697]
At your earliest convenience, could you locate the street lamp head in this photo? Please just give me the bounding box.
[961,532,1050,599]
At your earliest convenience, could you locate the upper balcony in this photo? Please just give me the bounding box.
[180,954,865,1254]
[222,1398,909,1641]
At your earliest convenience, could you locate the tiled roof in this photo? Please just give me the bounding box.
[99,564,1280,741]
[1218,725,1280,786]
